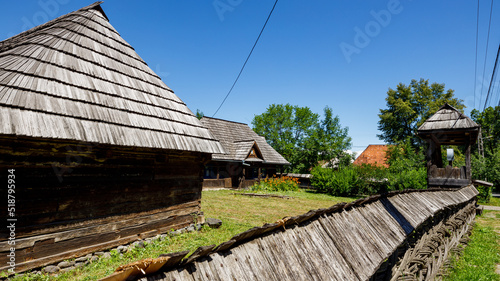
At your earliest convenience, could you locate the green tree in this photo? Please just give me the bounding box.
[195,109,204,120]
[470,106,500,191]
[252,104,352,173]
[385,140,427,190]
[378,79,465,147]
[471,106,500,154]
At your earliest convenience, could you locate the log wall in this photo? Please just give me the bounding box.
[0,135,209,273]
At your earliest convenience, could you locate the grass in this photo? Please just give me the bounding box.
[441,193,500,280]
[6,189,355,281]
[443,211,500,281]
[484,196,500,207]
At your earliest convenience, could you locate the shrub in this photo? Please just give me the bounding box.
[310,166,363,196]
[472,147,500,193]
[250,176,300,192]
[476,184,492,203]
[386,140,427,191]
[351,164,388,195]
[386,167,427,191]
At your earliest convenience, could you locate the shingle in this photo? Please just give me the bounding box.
[0,2,224,154]
[200,117,289,165]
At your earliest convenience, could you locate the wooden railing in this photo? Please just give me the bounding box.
[428,165,470,187]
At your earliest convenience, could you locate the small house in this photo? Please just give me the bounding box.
[200,117,290,188]
[417,103,480,188]
[0,2,223,273]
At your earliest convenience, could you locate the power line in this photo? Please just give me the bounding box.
[212,0,279,117]
[483,44,500,111]
[474,0,480,109]
[479,0,494,108]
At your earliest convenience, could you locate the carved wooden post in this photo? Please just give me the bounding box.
[465,137,471,184]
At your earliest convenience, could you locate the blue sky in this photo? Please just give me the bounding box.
[1,0,499,153]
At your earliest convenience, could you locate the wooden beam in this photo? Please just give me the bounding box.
[465,137,471,181]
[428,178,469,187]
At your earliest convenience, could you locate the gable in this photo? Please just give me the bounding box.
[200,117,289,165]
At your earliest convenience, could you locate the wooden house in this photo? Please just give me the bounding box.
[200,117,290,188]
[417,103,480,188]
[352,144,390,168]
[0,2,224,273]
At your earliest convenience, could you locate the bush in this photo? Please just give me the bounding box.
[311,141,429,196]
[310,166,363,196]
[386,167,427,191]
[351,164,388,195]
[472,147,500,193]
[250,176,300,192]
[386,140,427,191]
[476,184,492,203]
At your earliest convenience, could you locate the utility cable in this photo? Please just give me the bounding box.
[474,0,480,109]
[212,0,279,117]
[479,0,494,108]
[484,44,500,111]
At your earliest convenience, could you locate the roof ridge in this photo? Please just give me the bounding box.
[201,116,249,126]
[234,139,256,143]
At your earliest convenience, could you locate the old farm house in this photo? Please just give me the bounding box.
[200,117,290,189]
[0,2,224,273]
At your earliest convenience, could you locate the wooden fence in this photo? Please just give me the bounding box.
[113,185,479,281]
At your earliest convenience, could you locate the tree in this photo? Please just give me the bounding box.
[471,106,500,154]
[470,106,500,191]
[385,140,427,190]
[378,79,465,147]
[252,104,352,173]
[195,109,204,120]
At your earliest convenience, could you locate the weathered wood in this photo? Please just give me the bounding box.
[465,138,472,181]
[231,193,293,199]
[0,137,210,274]
[134,186,479,281]
[428,178,470,187]
[0,212,195,272]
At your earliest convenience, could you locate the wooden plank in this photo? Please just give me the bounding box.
[428,178,469,187]
[0,213,194,271]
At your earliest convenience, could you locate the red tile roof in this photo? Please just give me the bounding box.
[353,145,390,168]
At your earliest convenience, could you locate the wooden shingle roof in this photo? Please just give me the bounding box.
[418,103,479,132]
[0,2,224,154]
[200,117,289,165]
[417,103,480,145]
